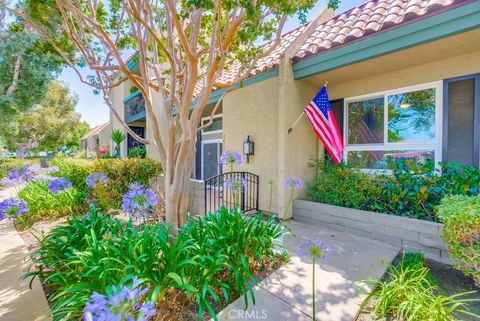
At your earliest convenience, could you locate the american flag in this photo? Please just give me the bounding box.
[304,86,344,164]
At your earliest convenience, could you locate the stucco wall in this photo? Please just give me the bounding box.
[223,77,280,213]
[97,123,112,153]
[325,51,480,101]
[277,60,320,218]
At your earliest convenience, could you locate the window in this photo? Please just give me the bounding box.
[344,82,442,170]
[201,115,223,134]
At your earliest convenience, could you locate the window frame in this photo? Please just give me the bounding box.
[343,81,443,170]
[201,114,223,135]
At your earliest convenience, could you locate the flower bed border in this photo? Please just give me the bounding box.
[293,199,451,264]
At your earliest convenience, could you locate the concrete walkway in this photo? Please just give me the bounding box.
[216,220,400,321]
[0,188,51,321]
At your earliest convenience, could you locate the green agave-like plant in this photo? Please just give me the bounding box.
[24,205,285,321]
[111,130,127,158]
[360,253,480,321]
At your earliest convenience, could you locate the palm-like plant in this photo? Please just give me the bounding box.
[111,130,127,158]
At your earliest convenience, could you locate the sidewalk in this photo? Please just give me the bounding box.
[215,220,400,321]
[0,188,51,321]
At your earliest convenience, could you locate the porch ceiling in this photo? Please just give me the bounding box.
[300,28,480,90]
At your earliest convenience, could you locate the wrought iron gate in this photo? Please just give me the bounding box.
[204,171,259,213]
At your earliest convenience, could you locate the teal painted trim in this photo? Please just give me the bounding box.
[126,111,146,124]
[123,89,141,103]
[205,68,279,105]
[127,59,138,70]
[293,2,480,79]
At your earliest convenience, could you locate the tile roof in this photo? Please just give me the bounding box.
[81,122,109,140]
[293,0,471,61]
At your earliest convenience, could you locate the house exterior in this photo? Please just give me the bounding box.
[110,0,480,217]
[80,122,111,158]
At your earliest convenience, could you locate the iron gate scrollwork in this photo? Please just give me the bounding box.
[204,171,259,213]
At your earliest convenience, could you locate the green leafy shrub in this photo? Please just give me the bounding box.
[361,252,479,320]
[26,206,284,321]
[437,195,480,286]
[306,160,479,221]
[48,156,94,191]
[17,180,86,226]
[48,157,162,208]
[305,160,381,209]
[374,161,480,220]
[128,146,147,158]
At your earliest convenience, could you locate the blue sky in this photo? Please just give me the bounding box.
[61,0,366,128]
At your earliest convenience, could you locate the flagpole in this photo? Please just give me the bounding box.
[288,81,328,134]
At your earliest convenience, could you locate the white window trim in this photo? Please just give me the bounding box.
[201,114,223,135]
[343,81,443,169]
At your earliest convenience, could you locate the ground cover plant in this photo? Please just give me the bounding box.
[306,160,480,221]
[438,195,480,286]
[360,252,479,321]
[25,205,285,321]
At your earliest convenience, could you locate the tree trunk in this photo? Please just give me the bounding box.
[163,139,196,234]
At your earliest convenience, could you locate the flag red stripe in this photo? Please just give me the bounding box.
[307,104,343,161]
[305,107,341,163]
[306,104,335,145]
[311,101,344,152]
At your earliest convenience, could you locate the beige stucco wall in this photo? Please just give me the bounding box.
[326,51,480,101]
[223,77,280,213]
[81,123,112,156]
[277,61,320,219]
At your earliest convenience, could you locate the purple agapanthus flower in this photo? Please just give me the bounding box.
[48,177,72,195]
[219,150,243,167]
[298,239,332,261]
[0,164,58,186]
[0,198,28,221]
[122,183,157,218]
[86,173,108,189]
[225,177,247,192]
[285,176,303,190]
[83,277,156,321]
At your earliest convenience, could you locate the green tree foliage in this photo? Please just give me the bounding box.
[1,82,90,155]
[0,25,62,119]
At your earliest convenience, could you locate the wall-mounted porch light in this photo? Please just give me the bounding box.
[243,135,254,163]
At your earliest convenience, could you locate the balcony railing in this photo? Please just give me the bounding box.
[124,90,146,123]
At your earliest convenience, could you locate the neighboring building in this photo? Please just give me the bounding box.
[80,122,111,158]
[110,0,480,217]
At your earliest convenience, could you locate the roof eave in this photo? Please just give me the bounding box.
[292,0,480,80]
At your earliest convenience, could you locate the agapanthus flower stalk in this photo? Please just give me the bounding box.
[298,239,332,321]
[281,176,303,220]
[225,177,247,209]
[48,177,73,195]
[122,183,158,219]
[86,173,108,189]
[83,277,155,321]
[219,150,243,173]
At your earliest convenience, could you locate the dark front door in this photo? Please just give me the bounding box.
[127,126,145,152]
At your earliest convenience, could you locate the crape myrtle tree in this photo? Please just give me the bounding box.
[2,0,340,231]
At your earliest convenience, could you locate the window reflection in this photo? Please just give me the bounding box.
[388,88,436,142]
[347,97,384,145]
[347,150,435,169]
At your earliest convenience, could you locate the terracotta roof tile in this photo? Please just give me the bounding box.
[293,0,470,61]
